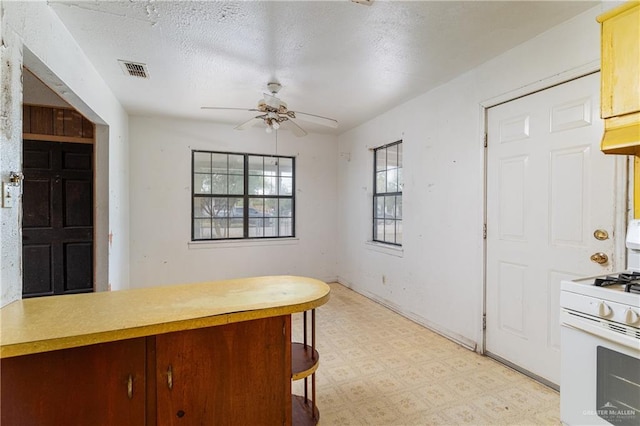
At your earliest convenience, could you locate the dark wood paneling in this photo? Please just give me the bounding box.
[64,179,92,227]
[23,105,94,141]
[155,316,292,426]
[23,147,51,169]
[64,243,93,292]
[22,179,51,228]
[54,109,65,136]
[1,338,146,426]
[23,104,31,133]
[65,109,84,137]
[82,116,94,139]
[22,244,53,296]
[29,106,54,135]
[63,150,92,170]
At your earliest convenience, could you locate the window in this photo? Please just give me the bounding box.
[373,141,403,245]
[192,151,295,240]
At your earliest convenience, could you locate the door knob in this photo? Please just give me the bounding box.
[593,229,609,241]
[590,252,609,264]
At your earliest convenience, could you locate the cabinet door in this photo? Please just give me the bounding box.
[155,316,291,426]
[601,4,640,118]
[1,338,146,426]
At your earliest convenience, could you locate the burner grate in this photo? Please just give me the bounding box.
[626,283,640,294]
[594,272,640,291]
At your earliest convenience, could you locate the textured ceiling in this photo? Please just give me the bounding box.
[49,0,598,135]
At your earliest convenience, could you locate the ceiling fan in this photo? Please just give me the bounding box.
[201,82,338,137]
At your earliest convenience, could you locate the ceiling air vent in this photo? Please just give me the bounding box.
[118,60,149,79]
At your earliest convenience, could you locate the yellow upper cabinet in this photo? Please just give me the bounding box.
[598,1,640,154]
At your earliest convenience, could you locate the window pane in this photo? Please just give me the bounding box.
[397,168,404,191]
[248,199,265,216]
[229,218,243,238]
[376,150,386,172]
[279,199,292,217]
[194,197,213,218]
[211,174,228,194]
[397,143,403,168]
[395,196,403,219]
[384,222,395,243]
[229,155,244,175]
[193,218,212,240]
[396,220,403,245]
[193,152,211,173]
[387,145,398,169]
[375,197,384,219]
[386,169,397,192]
[279,177,292,195]
[376,171,386,194]
[249,176,263,194]
[263,176,277,195]
[279,218,293,236]
[249,156,263,175]
[194,174,211,194]
[265,157,278,175]
[385,195,396,219]
[212,218,229,239]
[212,153,228,173]
[279,158,293,176]
[265,199,278,217]
[249,219,265,237]
[228,175,244,195]
[374,219,384,240]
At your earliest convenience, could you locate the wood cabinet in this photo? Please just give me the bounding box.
[1,338,146,426]
[1,317,292,426]
[154,316,291,426]
[597,2,640,155]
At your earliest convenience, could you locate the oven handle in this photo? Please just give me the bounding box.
[561,310,640,352]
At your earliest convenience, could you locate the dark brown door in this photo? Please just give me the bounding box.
[22,140,94,297]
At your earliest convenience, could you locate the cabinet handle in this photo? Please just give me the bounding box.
[127,374,133,399]
[167,365,173,390]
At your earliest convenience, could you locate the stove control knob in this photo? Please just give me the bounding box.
[624,309,640,325]
[598,301,613,318]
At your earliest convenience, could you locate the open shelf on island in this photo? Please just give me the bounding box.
[292,394,320,426]
[292,342,319,380]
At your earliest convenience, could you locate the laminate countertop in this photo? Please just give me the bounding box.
[0,275,330,359]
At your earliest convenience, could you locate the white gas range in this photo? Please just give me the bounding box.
[560,221,640,426]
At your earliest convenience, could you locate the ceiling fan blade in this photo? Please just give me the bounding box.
[201,107,261,112]
[283,119,308,137]
[235,117,263,130]
[291,111,338,128]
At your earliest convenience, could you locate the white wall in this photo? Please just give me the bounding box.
[129,116,338,287]
[0,0,131,305]
[336,4,614,349]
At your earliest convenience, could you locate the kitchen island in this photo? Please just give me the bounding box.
[0,275,330,425]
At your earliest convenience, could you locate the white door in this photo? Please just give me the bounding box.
[486,73,622,386]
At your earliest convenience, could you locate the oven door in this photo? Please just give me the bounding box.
[561,322,640,425]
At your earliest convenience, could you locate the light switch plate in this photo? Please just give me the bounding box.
[2,183,13,208]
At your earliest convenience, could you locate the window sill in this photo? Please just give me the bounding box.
[188,238,299,249]
[365,241,404,257]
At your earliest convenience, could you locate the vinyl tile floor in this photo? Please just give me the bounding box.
[292,283,560,426]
